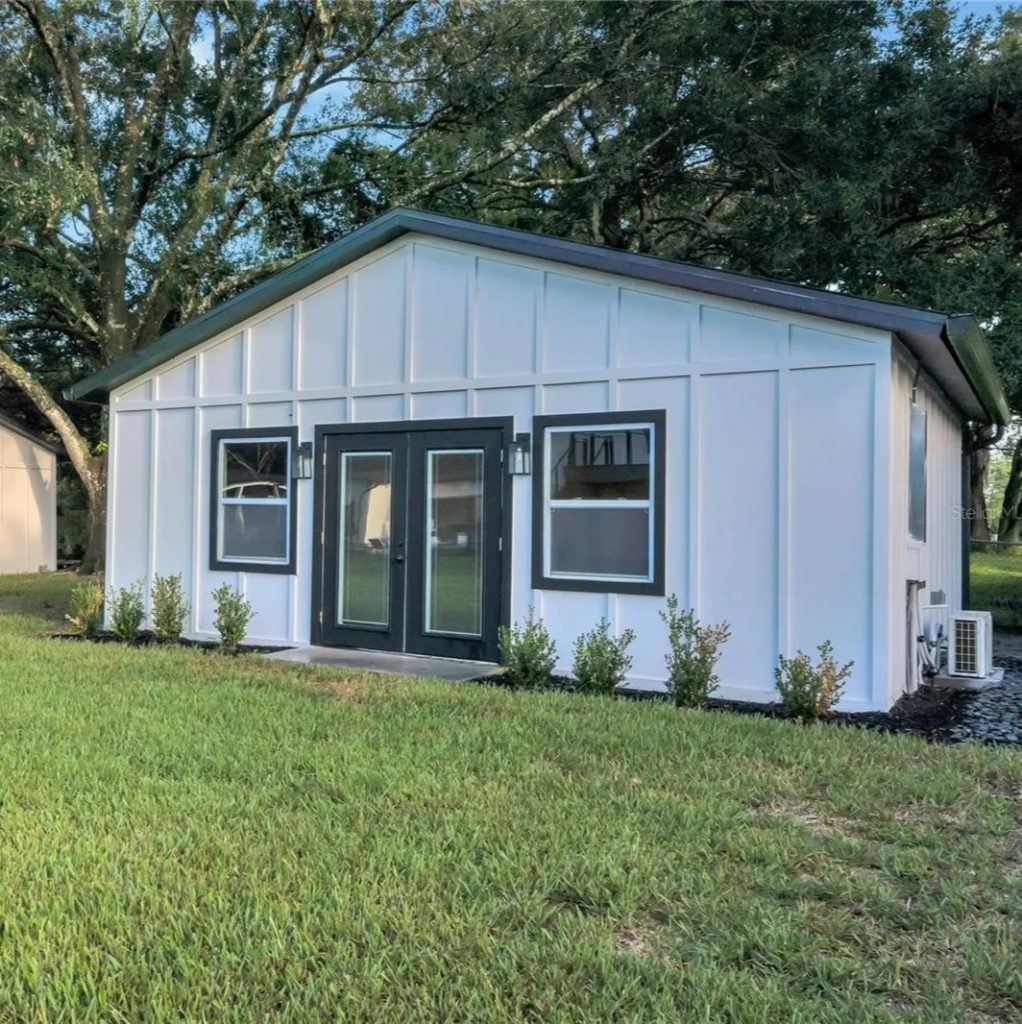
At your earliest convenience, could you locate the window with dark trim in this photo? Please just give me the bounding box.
[210,426,298,573]
[909,402,927,542]
[532,410,666,595]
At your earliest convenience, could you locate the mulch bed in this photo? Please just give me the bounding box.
[478,671,985,745]
[49,631,290,655]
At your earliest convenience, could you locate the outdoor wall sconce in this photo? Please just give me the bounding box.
[293,440,314,480]
[507,433,531,476]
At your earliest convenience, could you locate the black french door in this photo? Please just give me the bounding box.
[316,421,507,662]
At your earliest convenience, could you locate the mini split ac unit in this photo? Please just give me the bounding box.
[948,611,994,679]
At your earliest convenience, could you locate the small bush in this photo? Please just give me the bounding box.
[571,619,635,694]
[66,578,104,635]
[660,594,731,708]
[498,608,557,689]
[775,641,853,721]
[151,573,190,643]
[108,581,145,642]
[212,584,253,653]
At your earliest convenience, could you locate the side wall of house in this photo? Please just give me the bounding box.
[107,234,894,708]
[0,424,57,573]
[888,344,965,705]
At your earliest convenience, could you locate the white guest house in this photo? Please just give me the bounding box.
[67,209,1008,710]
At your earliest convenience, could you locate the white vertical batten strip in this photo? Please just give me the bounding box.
[608,285,622,633]
[466,254,479,418]
[289,297,303,642]
[687,308,704,613]
[238,325,251,601]
[190,353,205,636]
[146,405,159,620]
[775,330,791,662]
[533,270,549,621]
[104,404,120,623]
[872,345,893,709]
[403,243,414,419]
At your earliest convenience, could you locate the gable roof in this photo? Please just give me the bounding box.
[65,207,1009,424]
[0,412,62,454]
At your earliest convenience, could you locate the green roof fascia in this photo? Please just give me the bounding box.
[943,315,1011,426]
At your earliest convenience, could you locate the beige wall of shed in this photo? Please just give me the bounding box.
[0,424,57,573]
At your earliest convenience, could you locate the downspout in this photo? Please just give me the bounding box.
[962,425,972,610]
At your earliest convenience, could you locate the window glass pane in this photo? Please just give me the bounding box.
[338,452,392,627]
[909,403,926,541]
[425,450,484,636]
[223,441,289,499]
[549,428,650,500]
[550,507,650,579]
[221,504,287,561]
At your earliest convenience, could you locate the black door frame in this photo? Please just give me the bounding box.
[311,416,514,661]
[318,431,409,652]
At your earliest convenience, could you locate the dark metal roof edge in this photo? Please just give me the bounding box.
[65,207,1005,424]
[0,412,63,454]
[943,315,1011,425]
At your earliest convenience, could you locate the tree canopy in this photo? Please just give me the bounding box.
[2,0,1022,562]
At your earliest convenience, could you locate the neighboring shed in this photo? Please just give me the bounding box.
[0,413,58,574]
[67,209,1008,711]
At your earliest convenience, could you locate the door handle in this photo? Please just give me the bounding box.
[394,555,405,563]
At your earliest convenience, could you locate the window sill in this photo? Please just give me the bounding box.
[532,574,664,597]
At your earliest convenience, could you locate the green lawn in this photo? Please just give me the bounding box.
[971,544,1022,627]
[0,574,1020,1022]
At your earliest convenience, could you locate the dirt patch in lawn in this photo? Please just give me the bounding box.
[762,801,863,839]
[312,676,372,702]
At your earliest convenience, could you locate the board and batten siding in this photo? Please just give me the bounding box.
[887,345,966,706]
[108,234,895,709]
[0,423,56,574]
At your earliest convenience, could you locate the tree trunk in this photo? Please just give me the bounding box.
[79,455,107,574]
[998,435,1022,543]
[970,446,992,541]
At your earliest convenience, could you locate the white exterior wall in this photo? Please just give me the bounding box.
[108,234,896,709]
[888,345,965,705]
[0,424,57,574]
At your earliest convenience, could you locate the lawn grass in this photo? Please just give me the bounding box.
[0,574,1020,1022]
[971,544,1022,627]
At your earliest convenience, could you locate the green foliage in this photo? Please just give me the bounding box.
[108,581,145,642]
[65,578,104,636]
[0,570,1021,1022]
[212,584,253,653]
[660,595,731,708]
[151,573,190,644]
[970,544,1022,627]
[498,608,557,689]
[571,618,635,694]
[775,642,854,721]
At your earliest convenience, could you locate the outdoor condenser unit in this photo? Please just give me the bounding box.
[948,612,994,679]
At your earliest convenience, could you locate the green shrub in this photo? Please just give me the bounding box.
[212,584,253,653]
[66,578,104,635]
[108,581,145,642]
[660,594,731,708]
[775,641,853,720]
[571,618,635,694]
[151,573,190,643]
[498,609,557,689]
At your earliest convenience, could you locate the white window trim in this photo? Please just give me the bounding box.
[216,435,293,566]
[542,421,656,584]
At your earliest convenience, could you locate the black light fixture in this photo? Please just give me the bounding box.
[507,433,531,476]
[293,440,314,480]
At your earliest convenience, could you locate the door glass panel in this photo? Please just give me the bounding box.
[425,449,484,636]
[338,452,392,627]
